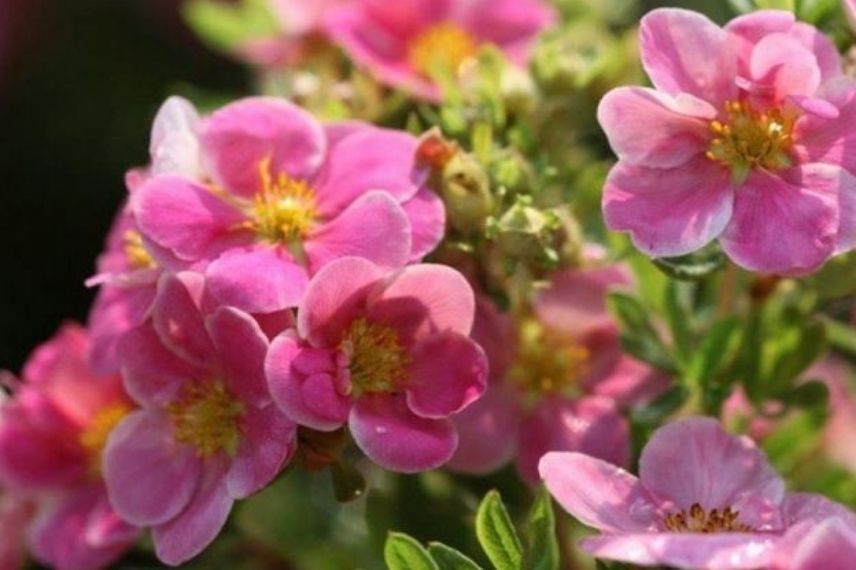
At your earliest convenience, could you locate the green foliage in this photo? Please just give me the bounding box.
[428,543,484,570]
[184,0,278,53]
[385,533,440,570]
[523,488,559,570]
[476,491,524,570]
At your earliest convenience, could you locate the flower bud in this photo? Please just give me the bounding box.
[500,65,538,115]
[440,152,495,234]
[530,22,611,94]
[494,197,560,263]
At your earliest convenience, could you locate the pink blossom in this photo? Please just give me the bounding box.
[325,0,556,100]
[448,266,669,484]
[0,324,138,570]
[133,97,444,315]
[846,0,856,33]
[265,256,488,472]
[599,9,856,275]
[0,491,34,570]
[770,514,856,570]
[102,272,297,565]
[540,417,855,570]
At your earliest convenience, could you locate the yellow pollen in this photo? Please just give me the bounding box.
[509,319,590,395]
[706,100,796,184]
[166,381,243,457]
[123,230,156,270]
[663,503,753,534]
[340,318,410,396]
[407,22,479,79]
[79,402,131,475]
[246,157,317,244]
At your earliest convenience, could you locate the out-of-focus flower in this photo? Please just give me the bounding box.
[265,256,488,473]
[0,491,34,570]
[448,265,669,484]
[599,9,856,275]
[0,325,138,570]
[540,417,855,570]
[845,1,856,34]
[102,272,297,565]
[770,514,856,570]
[133,97,444,316]
[325,0,556,100]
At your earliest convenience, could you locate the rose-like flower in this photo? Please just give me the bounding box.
[133,96,444,315]
[325,0,556,100]
[599,9,856,275]
[265,256,488,472]
[102,272,297,565]
[0,325,138,570]
[540,417,856,570]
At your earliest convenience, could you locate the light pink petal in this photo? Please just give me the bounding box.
[782,492,856,526]
[226,405,296,499]
[83,489,140,548]
[447,384,521,475]
[305,191,412,274]
[88,282,157,375]
[597,87,715,168]
[749,33,821,101]
[349,394,458,473]
[788,21,843,83]
[793,86,856,174]
[152,455,233,566]
[405,331,488,419]
[603,158,733,258]
[149,96,201,178]
[401,187,445,261]
[719,166,839,276]
[639,8,737,105]
[458,0,556,63]
[539,451,658,533]
[103,410,202,527]
[207,307,271,408]
[205,246,309,313]
[585,349,671,409]
[152,272,214,370]
[772,518,856,570]
[201,97,326,198]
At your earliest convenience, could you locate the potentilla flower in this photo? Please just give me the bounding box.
[324,0,556,100]
[265,256,488,472]
[448,266,669,484]
[540,417,856,570]
[599,9,856,275]
[0,324,139,570]
[102,272,297,566]
[134,96,444,315]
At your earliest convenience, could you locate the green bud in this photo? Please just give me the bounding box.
[494,198,560,263]
[500,66,538,115]
[530,22,611,94]
[440,152,494,234]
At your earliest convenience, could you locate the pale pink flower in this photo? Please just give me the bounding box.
[599,9,856,275]
[0,324,138,570]
[134,97,444,315]
[325,0,556,100]
[540,417,854,570]
[846,0,856,33]
[102,272,297,565]
[448,266,669,484]
[770,514,856,570]
[0,491,34,570]
[265,256,488,472]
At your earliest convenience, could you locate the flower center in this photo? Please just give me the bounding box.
[166,381,243,457]
[123,230,156,270]
[79,402,131,475]
[340,318,410,396]
[248,157,317,244]
[407,22,479,79]
[663,503,753,534]
[509,319,590,395]
[706,100,796,184]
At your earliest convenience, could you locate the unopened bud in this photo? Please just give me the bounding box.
[500,66,538,115]
[440,152,494,234]
[494,198,560,263]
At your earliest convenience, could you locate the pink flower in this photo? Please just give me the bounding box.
[846,0,856,33]
[540,417,854,570]
[599,9,856,275]
[0,324,138,570]
[102,272,297,565]
[0,491,34,570]
[448,266,669,484]
[265,256,488,472]
[325,0,556,100]
[134,97,444,315]
[770,514,856,570]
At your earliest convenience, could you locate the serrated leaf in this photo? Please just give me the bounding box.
[523,487,558,570]
[385,533,439,570]
[428,543,484,570]
[476,490,523,570]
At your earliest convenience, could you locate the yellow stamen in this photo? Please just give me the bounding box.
[123,230,156,270]
[166,381,243,457]
[245,157,317,244]
[508,319,590,395]
[663,503,753,534]
[407,22,479,79]
[340,318,409,396]
[79,402,131,475]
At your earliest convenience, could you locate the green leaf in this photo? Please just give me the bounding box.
[726,0,758,14]
[663,281,692,363]
[822,316,856,361]
[755,0,795,10]
[476,490,524,570]
[523,487,559,570]
[184,0,278,53]
[385,533,440,570]
[651,249,725,282]
[428,543,484,570]
[685,318,742,388]
[631,385,688,426]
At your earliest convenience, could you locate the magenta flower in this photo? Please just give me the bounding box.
[102,272,297,565]
[599,9,856,275]
[770,514,856,570]
[265,256,488,472]
[325,0,556,100]
[448,266,669,484]
[0,324,139,570]
[540,417,854,570]
[134,96,444,315]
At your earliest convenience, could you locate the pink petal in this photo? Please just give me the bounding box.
[103,410,202,527]
[206,307,271,408]
[771,518,856,570]
[252,309,296,341]
[539,451,659,533]
[447,384,521,475]
[349,394,458,472]
[226,405,296,499]
[597,87,716,168]
[848,0,856,33]
[459,0,556,64]
[782,492,856,526]
[88,281,157,375]
[149,96,201,178]
[719,166,840,276]
[585,348,671,409]
[405,331,487,419]
[471,295,517,383]
[793,87,856,174]
[305,191,412,274]
[401,187,445,261]
[83,489,140,548]
[603,158,733,258]
[22,323,90,387]
[152,272,215,370]
[749,33,821,101]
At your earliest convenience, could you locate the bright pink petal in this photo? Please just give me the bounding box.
[83,489,140,548]
[88,281,157,375]
[447,384,520,475]
[226,405,296,499]
[793,86,856,174]
[603,158,733,258]
[401,187,445,261]
[749,33,821,101]
[152,272,214,370]
[149,96,201,178]
[207,307,271,408]
[349,395,458,473]
[458,0,556,63]
[585,347,671,409]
